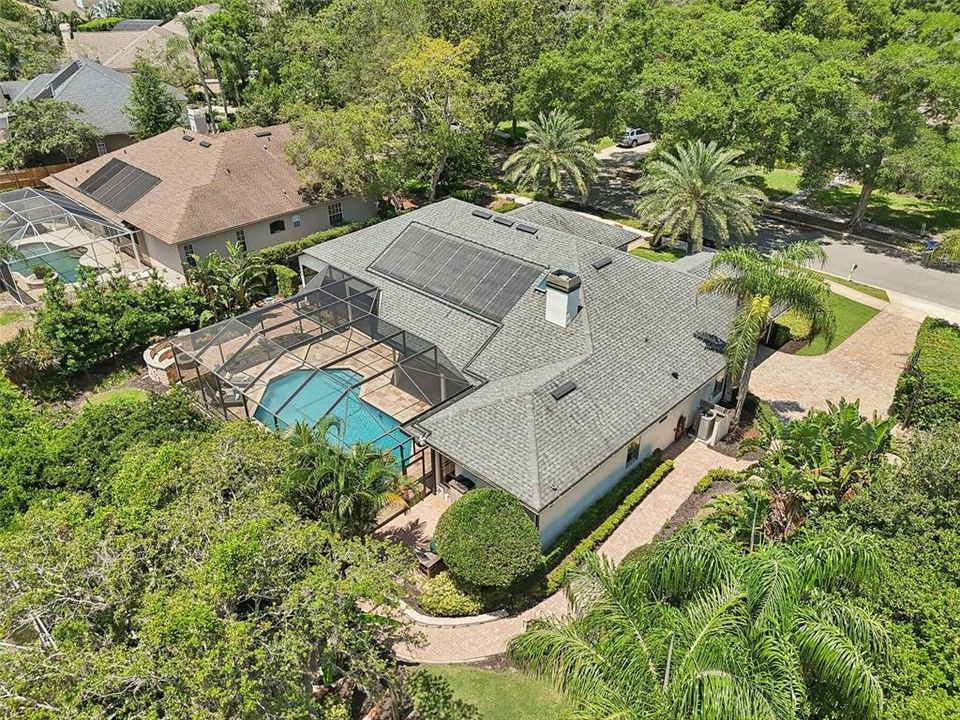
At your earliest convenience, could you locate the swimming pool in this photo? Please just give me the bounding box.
[253,368,413,461]
[6,242,87,284]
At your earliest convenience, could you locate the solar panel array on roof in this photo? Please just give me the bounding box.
[77,158,161,212]
[370,223,544,322]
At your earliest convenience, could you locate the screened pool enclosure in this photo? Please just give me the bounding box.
[0,188,146,304]
[170,265,474,469]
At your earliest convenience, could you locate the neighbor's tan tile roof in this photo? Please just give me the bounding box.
[44,124,312,245]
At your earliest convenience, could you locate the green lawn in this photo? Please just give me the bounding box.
[426,665,564,720]
[809,270,890,302]
[810,183,960,236]
[780,293,879,356]
[86,387,149,406]
[629,245,686,262]
[0,310,26,326]
[753,168,802,201]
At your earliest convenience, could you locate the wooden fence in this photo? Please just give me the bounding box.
[0,163,75,192]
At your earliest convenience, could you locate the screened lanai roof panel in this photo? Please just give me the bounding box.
[369,223,544,322]
[0,187,132,247]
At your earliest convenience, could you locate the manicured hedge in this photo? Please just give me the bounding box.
[76,17,122,31]
[252,217,383,269]
[434,487,543,590]
[893,317,960,428]
[544,457,675,594]
[694,467,742,493]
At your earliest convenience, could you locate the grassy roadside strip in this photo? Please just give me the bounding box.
[809,270,890,302]
[543,457,675,594]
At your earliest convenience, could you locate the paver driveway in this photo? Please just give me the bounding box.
[750,305,920,421]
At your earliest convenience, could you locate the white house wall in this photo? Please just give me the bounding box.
[536,371,725,547]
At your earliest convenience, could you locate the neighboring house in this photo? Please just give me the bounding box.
[43,124,376,282]
[168,198,737,547]
[0,59,141,161]
[62,5,220,73]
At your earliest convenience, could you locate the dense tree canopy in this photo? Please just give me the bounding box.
[0,99,100,169]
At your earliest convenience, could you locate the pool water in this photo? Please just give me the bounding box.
[253,368,412,462]
[7,242,86,284]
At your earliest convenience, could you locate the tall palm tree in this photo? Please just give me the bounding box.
[635,140,765,254]
[699,240,836,421]
[510,524,887,720]
[284,419,411,536]
[502,110,597,202]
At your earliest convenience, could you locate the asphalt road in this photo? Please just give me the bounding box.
[583,148,960,311]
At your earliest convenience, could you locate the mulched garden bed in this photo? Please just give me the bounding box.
[656,479,737,541]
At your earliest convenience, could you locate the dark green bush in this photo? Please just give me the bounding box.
[75,16,122,31]
[448,186,494,206]
[434,487,543,589]
[30,270,200,377]
[272,264,299,297]
[893,317,960,428]
[544,458,674,594]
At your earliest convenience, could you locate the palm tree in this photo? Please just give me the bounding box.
[509,524,887,720]
[284,419,411,536]
[699,240,836,421]
[502,110,597,202]
[635,140,766,254]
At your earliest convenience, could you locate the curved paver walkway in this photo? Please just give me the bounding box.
[394,440,749,663]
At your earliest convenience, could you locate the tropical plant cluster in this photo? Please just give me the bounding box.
[434,487,544,591]
[186,240,269,323]
[544,457,674,594]
[0,378,438,717]
[892,317,960,429]
[693,466,742,494]
[508,400,958,719]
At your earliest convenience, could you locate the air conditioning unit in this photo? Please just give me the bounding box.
[696,408,716,441]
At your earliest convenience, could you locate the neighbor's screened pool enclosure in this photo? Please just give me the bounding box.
[0,188,146,304]
[170,265,473,471]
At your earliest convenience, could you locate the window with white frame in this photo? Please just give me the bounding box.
[328,201,343,226]
[625,438,641,467]
[713,374,725,398]
[95,139,108,156]
[183,243,196,267]
[235,228,246,245]
[292,213,301,228]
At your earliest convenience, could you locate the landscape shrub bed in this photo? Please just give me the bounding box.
[893,317,960,428]
[417,572,484,617]
[543,456,674,594]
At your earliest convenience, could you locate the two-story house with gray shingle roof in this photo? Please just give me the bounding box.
[1,60,147,162]
[292,199,738,545]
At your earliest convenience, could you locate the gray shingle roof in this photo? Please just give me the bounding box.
[6,59,135,135]
[507,201,642,250]
[302,198,737,512]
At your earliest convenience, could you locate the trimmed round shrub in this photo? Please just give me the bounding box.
[418,572,484,617]
[434,487,543,589]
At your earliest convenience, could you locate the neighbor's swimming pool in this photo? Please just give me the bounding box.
[253,368,413,461]
[6,242,87,284]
